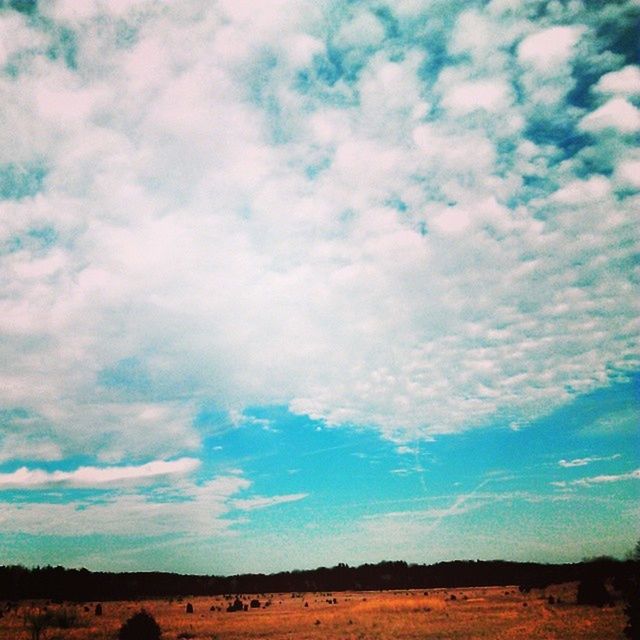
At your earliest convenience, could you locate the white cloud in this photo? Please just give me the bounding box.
[232,493,308,511]
[0,1,637,462]
[579,97,640,133]
[441,78,513,115]
[595,65,640,96]
[0,473,251,536]
[558,454,621,468]
[517,25,585,71]
[551,175,611,204]
[615,158,640,189]
[0,469,306,537]
[0,457,200,488]
[552,469,640,488]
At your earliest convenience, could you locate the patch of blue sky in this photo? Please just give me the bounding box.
[200,373,638,529]
[2,225,58,257]
[0,162,47,200]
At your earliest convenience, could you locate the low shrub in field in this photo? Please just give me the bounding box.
[24,607,79,640]
[118,609,162,640]
[577,578,612,606]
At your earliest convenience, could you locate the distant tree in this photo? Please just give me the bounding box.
[118,610,161,640]
[95,603,103,616]
[185,602,193,613]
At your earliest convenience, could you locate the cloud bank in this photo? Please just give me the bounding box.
[0,0,638,463]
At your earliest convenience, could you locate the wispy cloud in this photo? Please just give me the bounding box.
[558,454,622,468]
[552,468,640,488]
[0,458,200,488]
[231,493,308,511]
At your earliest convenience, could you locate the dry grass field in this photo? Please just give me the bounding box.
[1,584,626,640]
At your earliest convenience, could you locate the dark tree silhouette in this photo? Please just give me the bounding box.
[623,539,640,639]
[185,602,193,613]
[576,577,612,606]
[118,609,161,640]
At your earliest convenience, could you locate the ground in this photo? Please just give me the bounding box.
[1,584,627,639]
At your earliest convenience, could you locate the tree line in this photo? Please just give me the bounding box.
[1,557,637,601]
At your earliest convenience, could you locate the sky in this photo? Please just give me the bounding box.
[0,0,638,575]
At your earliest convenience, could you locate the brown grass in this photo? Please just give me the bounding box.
[0,584,626,639]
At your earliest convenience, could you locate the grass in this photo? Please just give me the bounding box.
[0,584,626,639]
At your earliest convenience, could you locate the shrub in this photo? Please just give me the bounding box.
[24,607,79,640]
[226,597,243,613]
[577,578,612,606]
[118,609,162,640]
[186,603,194,614]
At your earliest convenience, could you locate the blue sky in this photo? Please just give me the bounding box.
[0,0,638,574]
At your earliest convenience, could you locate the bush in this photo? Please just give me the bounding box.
[118,609,162,640]
[577,578,612,606]
[24,607,80,640]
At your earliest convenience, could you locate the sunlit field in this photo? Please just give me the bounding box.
[2,584,626,639]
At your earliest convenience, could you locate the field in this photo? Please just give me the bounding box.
[2,584,627,639]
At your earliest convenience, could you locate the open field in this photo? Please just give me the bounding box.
[2,584,627,640]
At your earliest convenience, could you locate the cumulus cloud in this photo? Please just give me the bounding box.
[595,66,640,96]
[517,26,585,71]
[579,97,640,133]
[0,0,638,464]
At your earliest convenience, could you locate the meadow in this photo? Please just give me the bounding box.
[1,584,627,639]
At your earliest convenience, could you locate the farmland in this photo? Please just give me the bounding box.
[1,584,626,639]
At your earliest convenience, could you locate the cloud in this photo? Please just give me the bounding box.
[0,472,251,536]
[441,78,513,115]
[517,26,585,72]
[595,65,640,96]
[0,470,305,537]
[552,468,640,488]
[579,97,640,133]
[0,0,637,463]
[231,493,308,511]
[558,454,621,468]
[0,457,200,488]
